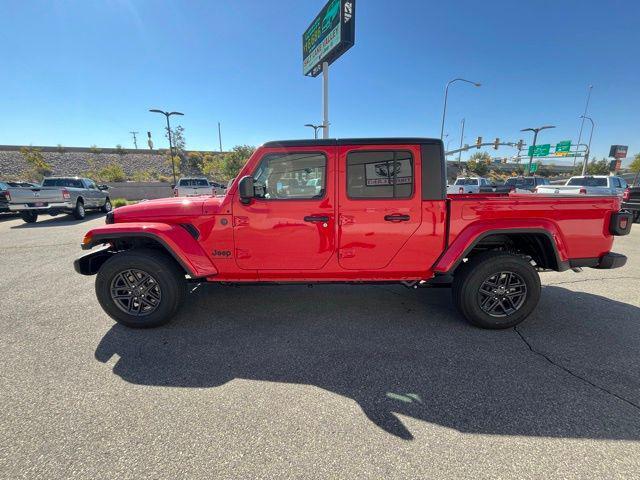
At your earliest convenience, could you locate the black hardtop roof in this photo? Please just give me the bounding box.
[263,138,443,148]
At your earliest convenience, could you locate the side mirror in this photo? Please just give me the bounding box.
[98,184,109,191]
[170,184,176,189]
[238,175,255,204]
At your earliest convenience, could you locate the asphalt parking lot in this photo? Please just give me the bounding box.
[1,212,639,479]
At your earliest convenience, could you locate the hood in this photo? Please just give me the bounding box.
[114,196,223,222]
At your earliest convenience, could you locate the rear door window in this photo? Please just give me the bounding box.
[346,150,413,199]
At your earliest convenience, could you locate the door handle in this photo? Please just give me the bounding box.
[304,215,330,223]
[384,214,410,222]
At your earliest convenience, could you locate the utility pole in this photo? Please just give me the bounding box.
[218,122,223,152]
[457,118,465,167]
[129,131,139,149]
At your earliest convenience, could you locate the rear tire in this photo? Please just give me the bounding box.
[20,211,38,223]
[73,199,85,220]
[452,251,541,329]
[95,249,187,328]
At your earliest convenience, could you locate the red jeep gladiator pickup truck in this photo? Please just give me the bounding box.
[74,138,631,329]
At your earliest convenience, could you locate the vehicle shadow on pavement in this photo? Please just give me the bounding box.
[95,284,640,441]
[10,213,102,228]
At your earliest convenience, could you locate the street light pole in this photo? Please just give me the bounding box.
[440,78,481,140]
[521,125,556,175]
[574,85,593,167]
[149,109,184,185]
[457,118,465,167]
[580,115,595,176]
[304,123,325,139]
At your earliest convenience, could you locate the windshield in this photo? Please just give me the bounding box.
[179,179,209,187]
[505,178,534,188]
[567,177,607,187]
[454,178,479,186]
[42,178,84,188]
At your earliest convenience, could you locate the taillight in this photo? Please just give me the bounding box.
[458,187,464,194]
[579,188,587,195]
[623,188,630,201]
[62,189,70,199]
[173,188,179,197]
[509,186,516,193]
[3,191,10,202]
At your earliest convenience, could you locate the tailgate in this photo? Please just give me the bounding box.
[9,187,64,204]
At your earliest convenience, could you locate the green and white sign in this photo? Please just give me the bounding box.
[303,0,356,77]
[555,140,571,153]
[529,163,539,173]
[528,144,551,157]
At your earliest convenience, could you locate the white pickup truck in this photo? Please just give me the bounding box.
[173,177,219,197]
[535,175,628,198]
[446,177,490,194]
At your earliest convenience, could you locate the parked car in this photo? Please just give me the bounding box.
[8,176,111,223]
[447,177,490,194]
[535,175,627,197]
[1,181,39,212]
[622,183,640,223]
[173,177,217,197]
[504,176,551,193]
[75,137,630,330]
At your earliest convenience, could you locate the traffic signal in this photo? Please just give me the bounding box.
[476,136,482,149]
[493,138,500,150]
[516,139,524,150]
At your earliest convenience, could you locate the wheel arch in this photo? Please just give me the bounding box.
[77,223,218,278]
[435,227,569,275]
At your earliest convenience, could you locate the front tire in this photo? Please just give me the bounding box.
[20,211,38,223]
[452,251,541,329]
[95,249,187,328]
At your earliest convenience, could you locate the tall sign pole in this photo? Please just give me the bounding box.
[303,0,355,140]
[322,62,329,138]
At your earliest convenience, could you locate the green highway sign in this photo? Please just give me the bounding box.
[555,140,571,153]
[529,163,539,173]
[527,144,551,157]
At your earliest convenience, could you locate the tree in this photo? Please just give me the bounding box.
[166,125,186,154]
[629,153,640,173]
[20,147,52,180]
[468,151,492,164]
[203,145,255,181]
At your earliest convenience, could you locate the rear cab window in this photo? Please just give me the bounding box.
[179,179,210,187]
[567,177,607,187]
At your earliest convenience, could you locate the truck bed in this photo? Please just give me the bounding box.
[447,193,619,261]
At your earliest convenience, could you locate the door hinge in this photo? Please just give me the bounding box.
[234,216,249,227]
[339,215,355,226]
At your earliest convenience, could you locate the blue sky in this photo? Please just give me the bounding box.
[0,0,638,163]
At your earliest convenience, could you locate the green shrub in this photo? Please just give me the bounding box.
[112,198,129,208]
[99,163,126,182]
